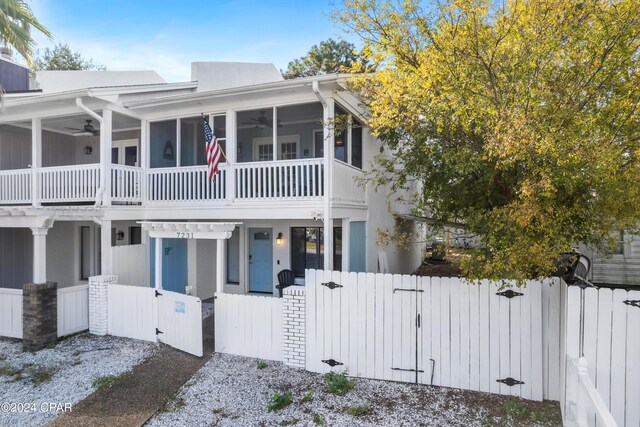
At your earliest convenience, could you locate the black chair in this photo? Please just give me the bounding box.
[276,269,296,297]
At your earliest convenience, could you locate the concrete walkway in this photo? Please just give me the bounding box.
[48,316,214,427]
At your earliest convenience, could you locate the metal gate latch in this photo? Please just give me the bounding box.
[321,281,343,290]
[322,359,343,367]
[155,290,163,297]
[497,377,524,386]
[496,290,523,299]
[624,300,640,308]
[155,328,163,335]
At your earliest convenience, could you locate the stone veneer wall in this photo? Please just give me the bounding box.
[282,287,306,368]
[22,282,57,352]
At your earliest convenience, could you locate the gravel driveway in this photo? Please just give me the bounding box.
[0,334,157,427]
[146,353,561,427]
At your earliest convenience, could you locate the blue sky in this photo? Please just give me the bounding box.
[29,0,357,82]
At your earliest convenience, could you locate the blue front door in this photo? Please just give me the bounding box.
[249,228,273,293]
[150,238,188,294]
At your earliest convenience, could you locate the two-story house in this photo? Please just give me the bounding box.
[0,60,422,300]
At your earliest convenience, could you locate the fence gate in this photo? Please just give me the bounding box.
[305,270,546,400]
[107,284,203,357]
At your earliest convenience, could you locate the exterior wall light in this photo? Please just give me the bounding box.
[84,145,92,155]
[116,230,125,241]
[276,232,283,245]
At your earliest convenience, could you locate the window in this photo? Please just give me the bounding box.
[129,226,142,245]
[227,227,240,284]
[291,227,342,277]
[80,226,91,280]
[281,141,297,160]
[351,121,363,169]
[612,230,625,255]
[150,120,177,168]
[334,106,348,162]
[180,116,206,166]
[211,114,227,159]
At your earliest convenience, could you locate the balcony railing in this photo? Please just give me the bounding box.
[0,158,366,207]
[0,168,31,205]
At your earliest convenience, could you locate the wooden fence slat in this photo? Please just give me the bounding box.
[609,289,627,425]
[626,289,640,427]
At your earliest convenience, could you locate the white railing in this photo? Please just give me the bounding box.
[146,164,227,203]
[111,164,143,203]
[333,160,366,204]
[235,159,324,200]
[0,168,31,205]
[565,357,618,427]
[39,164,101,203]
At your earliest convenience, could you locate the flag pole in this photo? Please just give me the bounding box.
[202,113,230,164]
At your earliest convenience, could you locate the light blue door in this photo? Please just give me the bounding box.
[249,228,273,293]
[150,238,188,294]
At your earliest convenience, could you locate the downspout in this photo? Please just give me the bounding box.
[313,80,334,270]
[76,98,105,206]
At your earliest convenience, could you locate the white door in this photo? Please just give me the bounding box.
[112,139,139,166]
[157,289,203,357]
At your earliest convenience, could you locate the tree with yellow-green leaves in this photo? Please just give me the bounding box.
[335,0,640,283]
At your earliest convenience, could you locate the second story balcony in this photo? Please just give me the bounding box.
[0,158,365,207]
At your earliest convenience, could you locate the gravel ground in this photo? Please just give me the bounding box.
[0,334,157,427]
[146,353,561,427]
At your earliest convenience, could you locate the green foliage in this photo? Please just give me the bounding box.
[33,42,106,71]
[46,341,57,349]
[278,418,300,426]
[336,0,640,283]
[324,371,354,396]
[282,38,373,79]
[26,365,56,385]
[346,403,370,416]
[301,390,314,403]
[93,372,129,390]
[161,396,185,413]
[257,361,268,370]
[482,397,562,426]
[267,390,293,412]
[0,0,51,65]
[312,412,326,425]
[0,363,21,377]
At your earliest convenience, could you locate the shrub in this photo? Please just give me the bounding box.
[324,371,354,396]
[27,365,56,385]
[346,404,370,417]
[313,412,326,425]
[267,391,293,412]
[301,390,313,403]
[257,361,268,370]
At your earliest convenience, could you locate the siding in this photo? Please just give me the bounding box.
[0,60,29,92]
[0,228,33,288]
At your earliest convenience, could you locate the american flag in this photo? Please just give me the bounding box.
[204,117,222,180]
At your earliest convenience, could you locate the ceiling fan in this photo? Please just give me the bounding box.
[242,111,282,129]
[65,119,99,136]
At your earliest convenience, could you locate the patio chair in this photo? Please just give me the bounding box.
[276,269,296,298]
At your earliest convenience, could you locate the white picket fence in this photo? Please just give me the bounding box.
[562,286,640,427]
[215,292,283,361]
[0,285,89,339]
[565,357,618,427]
[305,270,558,401]
[112,244,148,287]
[57,285,89,337]
[0,288,23,338]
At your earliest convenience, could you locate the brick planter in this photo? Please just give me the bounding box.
[22,282,57,352]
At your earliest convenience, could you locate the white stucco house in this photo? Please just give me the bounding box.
[0,56,422,299]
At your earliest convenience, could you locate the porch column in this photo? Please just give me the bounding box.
[30,227,49,283]
[154,237,162,289]
[323,98,335,270]
[216,238,226,294]
[226,109,236,201]
[100,220,112,275]
[140,119,149,202]
[101,109,113,206]
[31,118,42,207]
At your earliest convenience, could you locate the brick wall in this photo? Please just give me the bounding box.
[89,275,117,336]
[22,282,57,352]
[282,287,306,368]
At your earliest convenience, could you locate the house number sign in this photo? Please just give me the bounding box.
[176,232,194,239]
